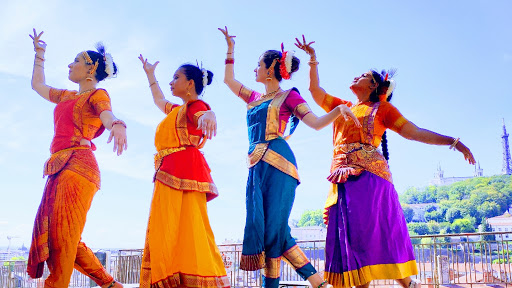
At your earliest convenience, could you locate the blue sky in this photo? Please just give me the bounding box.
[0,0,511,249]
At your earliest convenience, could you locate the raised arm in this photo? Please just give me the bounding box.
[138,54,170,113]
[302,104,361,131]
[295,35,327,107]
[218,26,244,97]
[30,29,51,101]
[398,121,475,164]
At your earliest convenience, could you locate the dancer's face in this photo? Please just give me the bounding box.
[350,72,377,96]
[68,53,92,83]
[254,57,270,83]
[170,68,192,97]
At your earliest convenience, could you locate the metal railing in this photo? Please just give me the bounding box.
[3,232,512,287]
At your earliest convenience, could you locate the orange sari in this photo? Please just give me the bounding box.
[28,88,114,288]
[140,100,229,288]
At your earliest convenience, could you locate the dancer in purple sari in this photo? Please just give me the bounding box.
[295,36,475,288]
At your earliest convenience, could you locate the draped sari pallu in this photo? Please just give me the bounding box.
[140,100,229,288]
[240,89,317,287]
[320,96,418,288]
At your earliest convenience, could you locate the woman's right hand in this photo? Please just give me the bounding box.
[337,105,361,127]
[294,35,316,57]
[138,54,159,75]
[218,26,236,50]
[29,28,47,52]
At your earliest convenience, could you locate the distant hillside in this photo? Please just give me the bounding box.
[399,175,512,236]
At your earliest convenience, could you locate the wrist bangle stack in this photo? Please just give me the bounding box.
[308,56,319,65]
[35,55,45,61]
[225,58,235,65]
[149,81,158,87]
[449,137,460,150]
[112,119,127,129]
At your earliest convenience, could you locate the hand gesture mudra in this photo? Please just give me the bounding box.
[454,141,476,165]
[197,111,217,140]
[29,28,47,52]
[138,54,159,75]
[294,35,316,57]
[218,26,236,49]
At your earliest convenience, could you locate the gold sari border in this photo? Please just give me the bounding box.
[240,252,266,271]
[150,272,230,288]
[154,147,186,170]
[324,260,418,288]
[155,170,218,195]
[282,245,310,270]
[262,148,300,181]
[264,256,281,279]
[247,143,269,168]
[293,103,312,120]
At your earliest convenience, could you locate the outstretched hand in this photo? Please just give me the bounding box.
[138,54,159,75]
[197,110,217,139]
[294,35,315,56]
[29,28,47,52]
[337,105,361,127]
[218,26,236,49]
[454,141,476,165]
[107,124,128,156]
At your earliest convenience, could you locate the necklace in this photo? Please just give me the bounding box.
[260,87,281,100]
[77,88,95,96]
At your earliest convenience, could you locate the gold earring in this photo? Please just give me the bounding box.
[266,71,272,81]
[86,72,94,82]
[186,89,191,97]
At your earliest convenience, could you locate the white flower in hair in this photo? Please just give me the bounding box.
[284,50,295,73]
[201,68,208,87]
[104,53,115,79]
[385,79,396,98]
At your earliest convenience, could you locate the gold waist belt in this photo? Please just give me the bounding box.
[154,147,186,170]
[333,143,377,155]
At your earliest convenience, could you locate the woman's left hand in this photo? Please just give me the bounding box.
[198,110,217,139]
[455,141,476,165]
[107,124,128,156]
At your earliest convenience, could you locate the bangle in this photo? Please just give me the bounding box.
[317,280,328,288]
[34,63,44,68]
[35,55,45,61]
[225,58,235,65]
[149,81,158,87]
[112,119,127,129]
[34,47,46,52]
[449,137,460,150]
[227,51,234,55]
[308,61,319,65]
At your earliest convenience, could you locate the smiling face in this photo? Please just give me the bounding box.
[169,68,193,97]
[68,53,92,83]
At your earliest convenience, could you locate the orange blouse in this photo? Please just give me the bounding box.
[321,93,409,148]
[49,88,112,153]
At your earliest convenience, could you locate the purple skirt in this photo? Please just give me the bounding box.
[324,171,417,287]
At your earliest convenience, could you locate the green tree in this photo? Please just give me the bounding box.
[402,205,414,223]
[408,223,430,235]
[297,209,325,227]
[451,218,475,233]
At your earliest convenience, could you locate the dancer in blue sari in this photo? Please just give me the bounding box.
[219,27,359,288]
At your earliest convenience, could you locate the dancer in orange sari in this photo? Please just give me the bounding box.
[138,54,229,288]
[27,29,127,288]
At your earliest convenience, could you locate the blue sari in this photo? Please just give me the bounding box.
[240,89,317,288]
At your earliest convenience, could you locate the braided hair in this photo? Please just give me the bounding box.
[368,69,396,161]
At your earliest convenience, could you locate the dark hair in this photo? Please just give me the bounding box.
[85,43,118,82]
[262,50,300,82]
[179,64,213,95]
[368,69,396,161]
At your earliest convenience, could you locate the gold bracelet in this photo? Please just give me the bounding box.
[308,61,319,65]
[449,137,460,150]
[149,81,158,87]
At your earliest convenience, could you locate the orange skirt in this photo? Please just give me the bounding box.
[139,181,229,288]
